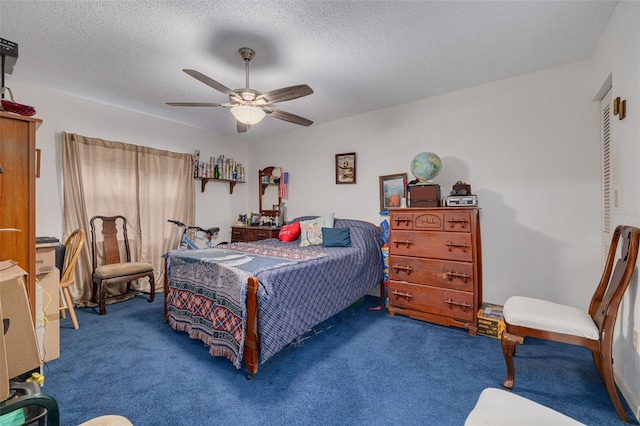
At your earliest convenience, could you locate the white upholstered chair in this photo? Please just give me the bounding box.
[465,388,584,426]
[500,225,640,423]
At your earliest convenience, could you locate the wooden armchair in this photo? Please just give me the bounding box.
[90,215,155,315]
[501,225,640,423]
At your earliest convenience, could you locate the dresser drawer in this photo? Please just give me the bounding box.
[443,211,472,233]
[231,227,278,242]
[390,230,473,262]
[388,281,474,322]
[232,228,259,242]
[388,255,474,292]
[391,211,417,230]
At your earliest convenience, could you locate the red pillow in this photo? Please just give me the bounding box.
[278,222,301,242]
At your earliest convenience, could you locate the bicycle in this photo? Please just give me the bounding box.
[168,219,220,249]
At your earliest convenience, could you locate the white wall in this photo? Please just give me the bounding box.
[253,59,602,309]
[591,1,640,419]
[22,58,604,310]
[10,81,249,244]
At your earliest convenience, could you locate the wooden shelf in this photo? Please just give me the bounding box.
[196,177,246,194]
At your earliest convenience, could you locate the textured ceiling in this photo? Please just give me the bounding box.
[0,1,617,140]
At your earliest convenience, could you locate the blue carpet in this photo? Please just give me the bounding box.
[42,296,636,425]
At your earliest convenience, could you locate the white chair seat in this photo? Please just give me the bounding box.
[79,415,133,426]
[503,296,599,340]
[465,388,585,426]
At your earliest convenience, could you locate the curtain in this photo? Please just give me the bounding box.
[61,132,195,306]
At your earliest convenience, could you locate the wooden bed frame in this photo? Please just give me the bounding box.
[162,221,384,379]
[163,269,261,378]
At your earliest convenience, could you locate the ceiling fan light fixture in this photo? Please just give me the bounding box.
[230,105,266,125]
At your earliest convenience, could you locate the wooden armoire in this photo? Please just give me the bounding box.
[0,111,42,317]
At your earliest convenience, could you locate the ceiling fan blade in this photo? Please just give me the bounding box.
[266,107,313,126]
[255,84,313,105]
[237,121,249,133]
[183,69,243,102]
[166,102,223,107]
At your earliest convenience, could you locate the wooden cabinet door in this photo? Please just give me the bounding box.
[0,112,41,316]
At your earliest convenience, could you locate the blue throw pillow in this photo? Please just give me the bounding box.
[322,227,351,247]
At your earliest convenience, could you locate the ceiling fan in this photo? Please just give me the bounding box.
[167,47,313,133]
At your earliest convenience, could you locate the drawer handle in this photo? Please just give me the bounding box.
[392,264,413,275]
[445,271,470,283]
[446,218,469,229]
[391,290,413,300]
[445,242,469,252]
[394,217,411,225]
[393,239,413,247]
[445,299,471,311]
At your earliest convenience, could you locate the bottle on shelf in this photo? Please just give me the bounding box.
[193,150,200,178]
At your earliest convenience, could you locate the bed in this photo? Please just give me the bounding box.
[163,217,383,377]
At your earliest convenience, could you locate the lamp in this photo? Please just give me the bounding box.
[230,105,266,125]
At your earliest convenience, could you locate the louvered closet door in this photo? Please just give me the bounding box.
[601,89,612,259]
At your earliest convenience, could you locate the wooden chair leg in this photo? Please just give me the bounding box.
[591,350,604,381]
[147,275,155,303]
[59,288,67,319]
[61,287,79,329]
[91,280,99,304]
[599,352,630,422]
[501,332,523,389]
[99,282,107,315]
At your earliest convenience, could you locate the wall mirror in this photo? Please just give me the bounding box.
[259,166,281,221]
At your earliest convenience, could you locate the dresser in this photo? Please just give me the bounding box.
[388,207,482,335]
[231,226,280,242]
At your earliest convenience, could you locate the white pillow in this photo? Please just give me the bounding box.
[299,213,334,246]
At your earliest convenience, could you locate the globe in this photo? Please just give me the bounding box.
[411,152,442,183]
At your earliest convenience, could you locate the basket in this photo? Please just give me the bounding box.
[0,86,36,116]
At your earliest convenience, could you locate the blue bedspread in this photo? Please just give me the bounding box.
[166,218,383,369]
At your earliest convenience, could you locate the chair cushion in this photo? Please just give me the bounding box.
[94,262,153,279]
[503,296,599,340]
[465,388,585,425]
[79,415,134,426]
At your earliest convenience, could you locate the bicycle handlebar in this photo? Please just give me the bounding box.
[168,220,219,237]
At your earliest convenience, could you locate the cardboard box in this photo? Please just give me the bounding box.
[36,269,60,362]
[477,302,505,339]
[0,261,41,400]
[35,245,57,275]
[37,268,60,318]
[42,317,60,362]
[0,298,9,400]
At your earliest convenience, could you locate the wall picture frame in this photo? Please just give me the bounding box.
[379,173,407,211]
[335,152,356,184]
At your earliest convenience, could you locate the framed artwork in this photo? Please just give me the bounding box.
[335,152,356,184]
[379,173,407,211]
